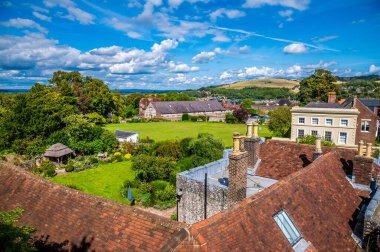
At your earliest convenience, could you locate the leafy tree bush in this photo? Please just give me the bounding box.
[298,69,340,104]
[225,112,238,124]
[233,108,249,123]
[0,208,37,252]
[182,113,190,121]
[268,106,291,137]
[65,164,74,172]
[40,160,56,177]
[155,140,182,160]
[86,112,106,125]
[297,135,336,146]
[132,155,178,183]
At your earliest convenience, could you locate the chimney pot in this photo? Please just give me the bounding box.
[358,140,364,156]
[246,120,253,138]
[328,92,336,104]
[313,135,323,160]
[253,123,259,138]
[232,132,241,154]
[366,142,372,158]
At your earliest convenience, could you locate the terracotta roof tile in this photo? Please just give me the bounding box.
[256,140,357,180]
[0,162,186,251]
[172,152,361,251]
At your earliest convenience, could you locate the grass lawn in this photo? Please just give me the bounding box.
[50,161,134,204]
[105,122,272,147]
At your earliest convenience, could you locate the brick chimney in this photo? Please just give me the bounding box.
[353,141,374,187]
[228,132,249,207]
[327,92,336,104]
[313,135,323,160]
[244,121,261,168]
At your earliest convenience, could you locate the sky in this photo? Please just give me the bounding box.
[0,0,379,90]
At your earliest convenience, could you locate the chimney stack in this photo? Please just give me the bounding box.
[244,121,261,168]
[328,92,336,104]
[313,135,323,160]
[353,140,375,187]
[228,133,249,207]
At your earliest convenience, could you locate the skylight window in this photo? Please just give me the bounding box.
[273,210,302,246]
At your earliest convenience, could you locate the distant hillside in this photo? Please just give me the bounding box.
[336,75,380,82]
[219,78,300,92]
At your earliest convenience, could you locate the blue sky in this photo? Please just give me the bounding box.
[0,0,379,90]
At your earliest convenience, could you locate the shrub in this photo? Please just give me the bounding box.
[65,165,74,172]
[373,148,379,158]
[298,135,336,147]
[40,160,56,177]
[190,115,198,122]
[155,140,181,160]
[64,184,83,191]
[182,113,189,121]
[111,152,123,162]
[225,112,238,124]
[120,142,137,154]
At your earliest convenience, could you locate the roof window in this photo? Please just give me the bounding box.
[273,210,302,246]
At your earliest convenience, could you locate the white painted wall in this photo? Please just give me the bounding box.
[117,134,139,143]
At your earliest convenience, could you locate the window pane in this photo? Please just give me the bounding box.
[299,118,305,124]
[341,119,348,126]
[298,129,304,138]
[273,211,302,246]
[339,132,347,144]
[361,121,370,132]
[325,131,332,141]
[312,118,318,125]
[311,130,318,136]
[326,119,333,125]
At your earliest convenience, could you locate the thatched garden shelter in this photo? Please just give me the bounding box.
[43,143,73,165]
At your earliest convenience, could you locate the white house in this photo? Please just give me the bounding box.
[114,130,139,143]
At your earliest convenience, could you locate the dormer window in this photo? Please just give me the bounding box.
[273,210,302,246]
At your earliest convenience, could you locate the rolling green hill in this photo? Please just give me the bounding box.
[220,78,300,92]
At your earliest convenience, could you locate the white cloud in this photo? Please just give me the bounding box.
[32,12,52,22]
[243,0,311,11]
[305,60,337,69]
[89,46,122,56]
[210,8,246,22]
[220,71,233,79]
[43,0,95,24]
[168,61,199,72]
[137,0,162,22]
[312,35,338,43]
[238,45,250,53]
[283,43,308,54]
[278,9,293,21]
[369,65,380,74]
[127,31,143,39]
[192,51,216,63]
[151,39,178,52]
[0,18,47,33]
[168,0,209,9]
[286,64,302,75]
[212,32,231,42]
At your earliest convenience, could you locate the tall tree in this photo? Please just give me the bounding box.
[268,106,291,137]
[298,69,340,104]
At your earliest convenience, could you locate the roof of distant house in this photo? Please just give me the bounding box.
[114,130,138,139]
[277,98,292,106]
[304,102,342,108]
[0,163,185,251]
[163,152,361,251]
[255,140,357,180]
[359,98,380,108]
[43,143,73,158]
[151,100,226,114]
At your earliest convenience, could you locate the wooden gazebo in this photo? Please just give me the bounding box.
[43,143,73,165]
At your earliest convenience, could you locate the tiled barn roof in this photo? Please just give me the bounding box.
[255,140,357,180]
[0,163,186,252]
[166,152,361,251]
[151,100,226,114]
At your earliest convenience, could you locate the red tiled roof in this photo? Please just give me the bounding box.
[0,163,186,252]
[256,140,357,180]
[166,152,361,251]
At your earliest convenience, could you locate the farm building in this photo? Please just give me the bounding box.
[143,100,228,121]
[114,130,139,143]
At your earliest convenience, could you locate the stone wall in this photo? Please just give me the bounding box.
[176,175,228,224]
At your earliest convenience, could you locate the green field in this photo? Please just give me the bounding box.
[51,161,134,204]
[105,122,272,147]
